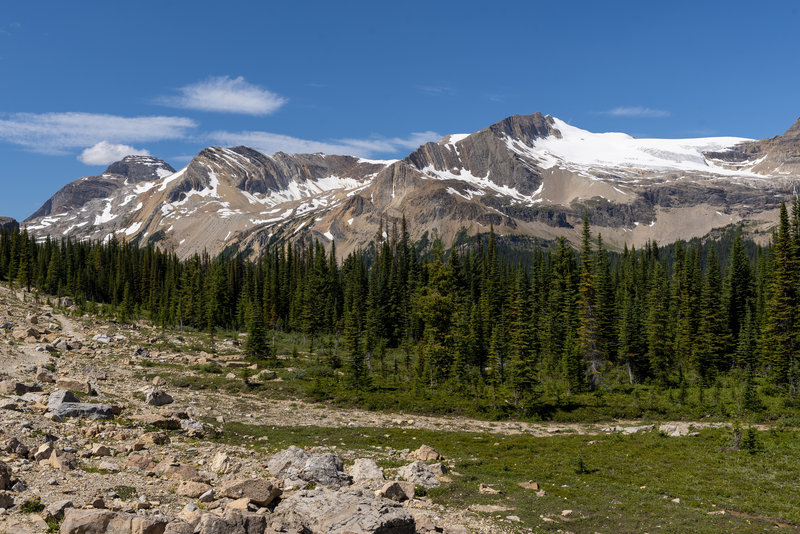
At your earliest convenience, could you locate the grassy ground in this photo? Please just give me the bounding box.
[138,328,800,426]
[214,422,800,533]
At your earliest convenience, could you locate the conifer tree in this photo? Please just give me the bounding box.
[577,214,601,389]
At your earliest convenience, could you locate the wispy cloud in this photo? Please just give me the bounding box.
[599,106,670,118]
[416,85,454,96]
[0,22,21,35]
[0,112,196,154]
[209,130,440,158]
[158,76,287,115]
[78,141,150,165]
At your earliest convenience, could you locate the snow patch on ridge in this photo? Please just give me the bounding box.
[505,118,764,177]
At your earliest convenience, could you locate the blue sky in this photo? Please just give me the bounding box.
[1,0,798,220]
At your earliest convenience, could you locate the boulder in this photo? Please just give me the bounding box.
[0,380,38,395]
[164,521,194,534]
[0,398,19,411]
[267,446,351,488]
[60,508,168,534]
[92,334,111,344]
[659,422,693,437]
[50,402,114,420]
[209,451,239,474]
[58,509,115,533]
[0,490,14,508]
[46,450,78,470]
[47,389,79,410]
[348,458,385,483]
[177,481,213,498]
[410,510,438,533]
[219,478,281,506]
[268,446,309,481]
[196,509,267,534]
[125,452,156,471]
[411,444,442,462]
[397,461,440,488]
[0,461,12,490]
[97,460,119,472]
[56,378,92,394]
[90,444,111,457]
[145,387,173,406]
[178,503,202,526]
[154,459,201,481]
[225,497,253,511]
[376,481,415,502]
[11,326,39,340]
[2,437,29,457]
[299,452,351,488]
[269,487,415,534]
[21,391,48,405]
[139,431,170,446]
[44,499,73,521]
[35,367,56,383]
[34,443,54,461]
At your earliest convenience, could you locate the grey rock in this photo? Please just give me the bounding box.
[268,446,351,489]
[0,217,17,233]
[299,452,351,488]
[2,437,29,457]
[55,378,93,394]
[377,481,415,502]
[164,521,194,534]
[195,509,267,534]
[47,389,79,410]
[219,478,281,506]
[34,443,54,461]
[0,399,19,411]
[60,507,168,534]
[270,487,415,534]
[348,458,384,483]
[0,491,14,509]
[146,387,174,406]
[0,461,12,490]
[51,402,114,419]
[21,391,47,403]
[411,444,442,462]
[44,498,73,520]
[0,380,38,395]
[397,461,440,488]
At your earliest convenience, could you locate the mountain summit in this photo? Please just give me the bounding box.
[23,113,800,257]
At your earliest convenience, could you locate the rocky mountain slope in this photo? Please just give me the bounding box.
[22,114,800,258]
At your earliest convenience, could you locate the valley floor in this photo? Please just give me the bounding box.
[1,284,798,533]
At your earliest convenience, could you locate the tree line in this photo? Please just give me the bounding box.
[1,204,799,413]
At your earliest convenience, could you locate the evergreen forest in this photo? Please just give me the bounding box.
[3,202,800,421]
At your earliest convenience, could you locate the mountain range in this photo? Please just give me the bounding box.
[18,112,800,258]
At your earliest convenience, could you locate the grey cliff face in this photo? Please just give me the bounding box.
[0,217,18,233]
[26,155,174,221]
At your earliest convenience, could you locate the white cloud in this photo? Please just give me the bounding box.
[159,76,287,115]
[599,106,670,118]
[0,112,196,154]
[209,130,440,158]
[78,141,150,165]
